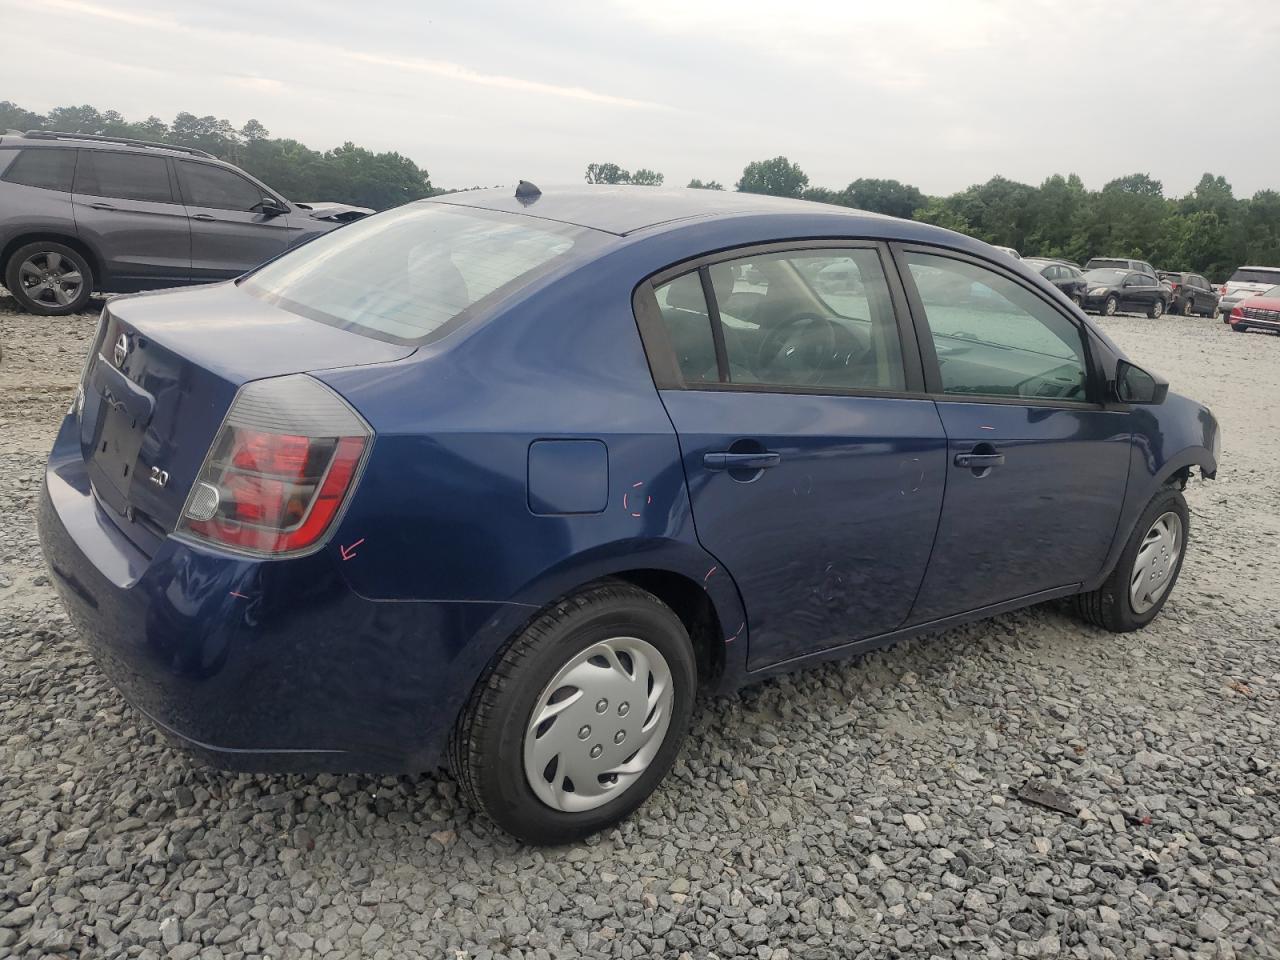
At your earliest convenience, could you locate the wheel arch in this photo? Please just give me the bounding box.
[2,232,102,289]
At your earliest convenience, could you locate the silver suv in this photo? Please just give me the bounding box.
[0,131,371,315]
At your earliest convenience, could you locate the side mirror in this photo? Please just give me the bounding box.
[1113,359,1168,405]
[259,197,286,217]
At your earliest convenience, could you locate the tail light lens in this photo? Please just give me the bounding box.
[178,375,371,557]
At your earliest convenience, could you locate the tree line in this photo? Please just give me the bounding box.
[0,101,435,211]
[590,155,1279,281]
[5,99,1275,279]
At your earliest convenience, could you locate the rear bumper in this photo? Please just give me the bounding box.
[39,415,525,773]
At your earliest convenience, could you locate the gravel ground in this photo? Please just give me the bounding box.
[1,289,1278,960]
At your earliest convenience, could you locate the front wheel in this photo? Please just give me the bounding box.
[1181,298,1194,316]
[1103,295,1119,316]
[1071,293,1084,307]
[450,582,697,843]
[1148,299,1165,319]
[1074,487,1189,632]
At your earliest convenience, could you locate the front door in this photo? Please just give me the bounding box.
[71,149,191,287]
[897,248,1131,622]
[175,159,292,280]
[638,244,948,670]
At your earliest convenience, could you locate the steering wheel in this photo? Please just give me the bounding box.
[756,313,861,386]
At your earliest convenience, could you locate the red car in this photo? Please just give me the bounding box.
[1227,284,1280,333]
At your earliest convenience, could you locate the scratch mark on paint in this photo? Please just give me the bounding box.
[726,621,745,644]
[979,425,996,431]
[704,565,717,582]
[229,591,249,599]
[632,481,644,488]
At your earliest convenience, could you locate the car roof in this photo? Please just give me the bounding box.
[426,184,896,237]
[0,131,218,162]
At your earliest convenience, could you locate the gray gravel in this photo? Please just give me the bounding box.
[2,289,1279,960]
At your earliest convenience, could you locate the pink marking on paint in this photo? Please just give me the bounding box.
[632,481,644,488]
[622,493,629,510]
[339,538,365,561]
[979,425,996,431]
[704,565,717,582]
[725,621,745,643]
[631,512,641,518]
[647,496,652,504]
[229,591,249,600]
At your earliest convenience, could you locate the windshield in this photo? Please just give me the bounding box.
[1084,269,1127,283]
[1261,285,1280,299]
[1229,268,1280,285]
[241,203,600,343]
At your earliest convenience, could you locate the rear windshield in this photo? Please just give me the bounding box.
[1084,269,1127,283]
[1229,268,1280,285]
[1087,259,1128,269]
[241,203,601,344]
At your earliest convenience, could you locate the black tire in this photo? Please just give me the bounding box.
[1074,487,1189,633]
[1230,322,1248,333]
[4,241,94,315]
[450,582,697,844]
[1181,298,1194,316]
[1148,298,1164,319]
[1103,295,1119,317]
[1071,293,1084,307]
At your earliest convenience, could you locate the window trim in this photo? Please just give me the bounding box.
[890,241,1106,408]
[632,238,927,397]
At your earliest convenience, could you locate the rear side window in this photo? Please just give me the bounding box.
[1,149,76,191]
[178,161,266,211]
[905,252,1088,402]
[241,204,597,343]
[653,274,719,384]
[74,151,172,202]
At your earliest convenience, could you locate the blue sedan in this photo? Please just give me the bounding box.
[39,185,1219,842]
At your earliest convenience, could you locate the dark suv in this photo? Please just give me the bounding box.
[0,131,371,315]
[1157,271,1220,317]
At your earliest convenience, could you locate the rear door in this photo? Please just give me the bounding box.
[635,242,948,670]
[71,149,191,286]
[175,159,292,280]
[895,247,1130,622]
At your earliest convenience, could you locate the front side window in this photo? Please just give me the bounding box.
[73,151,172,203]
[905,252,1088,402]
[711,249,906,391]
[178,161,266,211]
[242,203,596,343]
[2,149,75,191]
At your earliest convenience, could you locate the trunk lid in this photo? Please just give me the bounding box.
[78,281,412,553]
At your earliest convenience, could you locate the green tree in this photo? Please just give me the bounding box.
[842,178,924,219]
[0,100,45,131]
[585,162,631,184]
[687,178,724,190]
[736,156,808,198]
[630,168,664,186]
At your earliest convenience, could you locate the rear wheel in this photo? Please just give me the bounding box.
[450,582,697,843]
[1148,299,1164,319]
[1181,298,1194,316]
[1074,487,1188,632]
[1071,293,1084,307]
[4,241,94,315]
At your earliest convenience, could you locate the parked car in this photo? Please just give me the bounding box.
[0,131,372,315]
[39,186,1219,843]
[1217,265,1280,322]
[1085,257,1157,277]
[1157,271,1220,317]
[1226,285,1280,334]
[1023,257,1087,305]
[1082,268,1170,317]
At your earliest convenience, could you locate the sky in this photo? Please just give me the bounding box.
[1,0,1277,198]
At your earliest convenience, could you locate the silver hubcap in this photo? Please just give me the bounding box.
[19,251,83,306]
[1106,298,1117,315]
[1130,511,1182,614]
[1153,301,1163,317]
[523,636,673,813]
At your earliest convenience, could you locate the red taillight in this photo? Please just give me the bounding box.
[179,376,370,557]
[1231,305,1243,318]
[1220,285,1228,295]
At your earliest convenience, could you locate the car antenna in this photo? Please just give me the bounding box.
[514,180,541,205]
